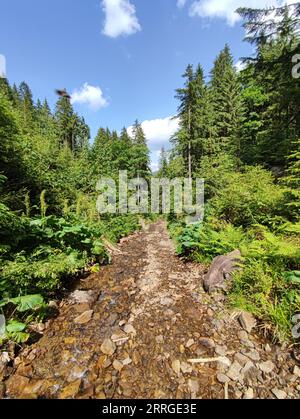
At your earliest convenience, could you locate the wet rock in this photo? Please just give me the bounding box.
[6,375,30,397]
[74,310,94,325]
[239,312,256,334]
[272,388,287,399]
[101,339,116,356]
[259,361,275,374]
[203,250,242,293]
[60,379,82,399]
[243,388,254,399]
[172,360,181,375]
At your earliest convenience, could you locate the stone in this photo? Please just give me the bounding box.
[238,331,249,341]
[203,250,242,293]
[226,361,243,381]
[199,338,215,349]
[122,357,132,366]
[101,339,116,356]
[60,380,82,399]
[160,297,173,306]
[243,350,260,362]
[241,361,255,377]
[172,360,181,375]
[74,310,93,325]
[215,345,227,356]
[259,361,275,374]
[69,290,97,305]
[293,365,300,377]
[234,353,250,367]
[272,388,287,399]
[239,312,257,334]
[186,339,195,348]
[217,373,230,384]
[113,360,124,372]
[180,362,192,374]
[156,335,164,344]
[188,379,199,395]
[179,345,185,354]
[124,324,136,335]
[243,388,254,399]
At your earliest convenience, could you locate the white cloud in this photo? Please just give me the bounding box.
[177,0,188,8]
[101,0,141,38]
[127,116,179,145]
[71,83,108,111]
[235,59,247,72]
[0,55,6,78]
[189,0,290,26]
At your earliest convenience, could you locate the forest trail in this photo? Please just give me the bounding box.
[4,222,299,399]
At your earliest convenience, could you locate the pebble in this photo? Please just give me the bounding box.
[186,339,195,348]
[74,310,94,325]
[293,365,300,377]
[188,379,199,395]
[215,345,227,356]
[172,360,181,375]
[243,350,260,362]
[226,361,243,382]
[217,373,230,384]
[100,339,116,356]
[234,353,250,367]
[259,361,275,374]
[199,338,215,349]
[243,388,254,399]
[239,312,256,334]
[113,360,124,372]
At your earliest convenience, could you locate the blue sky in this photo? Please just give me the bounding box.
[0,0,291,170]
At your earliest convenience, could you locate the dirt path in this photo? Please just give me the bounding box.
[3,222,299,399]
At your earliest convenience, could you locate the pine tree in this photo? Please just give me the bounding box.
[130,120,150,178]
[54,96,75,150]
[210,45,244,157]
[158,147,168,177]
[18,81,35,131]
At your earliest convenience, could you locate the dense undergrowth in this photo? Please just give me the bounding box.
[169,167,300,342]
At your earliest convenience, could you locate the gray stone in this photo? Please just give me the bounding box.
[203,250,242,293]
[234,353,250,367]
[226,361,243,381]
[243,350,260,362]
[69,290,97,305]
[199,337,215,349]
[239,312,257,334]
[259,360,275,374]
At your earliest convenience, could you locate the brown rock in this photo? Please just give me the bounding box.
[239,312,257,334]
[74,310,94,325]
[60,379,82,399]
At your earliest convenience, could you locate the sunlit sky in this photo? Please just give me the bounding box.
[0,0,292,170]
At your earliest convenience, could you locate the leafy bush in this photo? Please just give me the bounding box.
[210,166,287,229]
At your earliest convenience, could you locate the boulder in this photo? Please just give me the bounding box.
[203,250,242,293]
